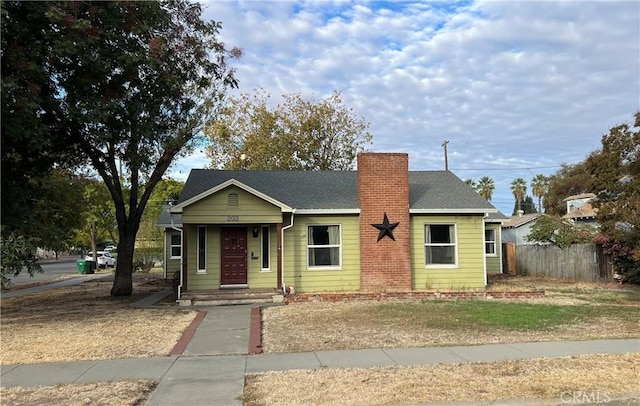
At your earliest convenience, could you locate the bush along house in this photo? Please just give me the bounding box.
[157,153,505,301]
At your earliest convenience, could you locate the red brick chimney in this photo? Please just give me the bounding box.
[357,153,412,290]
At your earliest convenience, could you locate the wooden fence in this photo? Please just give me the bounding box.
[501,243,612,282]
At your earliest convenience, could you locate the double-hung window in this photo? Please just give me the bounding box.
[307,225,341,269]
[170,233,181,259]
[485,228,496,256]
[425,224,457,266]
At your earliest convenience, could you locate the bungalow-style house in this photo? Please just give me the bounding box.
[157,153,504,298]
[562,193,598,226]
[501,212,540,245]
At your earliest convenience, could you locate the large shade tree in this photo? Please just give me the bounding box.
[543,162,592,216]
[205,88,372,170]
[2,1,240,295]
[585,112,640,249]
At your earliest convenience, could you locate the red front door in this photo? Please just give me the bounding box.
[221,227,248,286]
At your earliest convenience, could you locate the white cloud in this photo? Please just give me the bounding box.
[197,0,639,214]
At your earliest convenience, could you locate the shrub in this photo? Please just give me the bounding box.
[593,234,640,283]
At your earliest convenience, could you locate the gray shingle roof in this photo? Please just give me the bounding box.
[178,170,359,210]
[409,171,497,211]
[176,169,499,212]
[157,206,182,227]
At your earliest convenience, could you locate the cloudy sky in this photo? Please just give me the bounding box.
[171,0,639,215]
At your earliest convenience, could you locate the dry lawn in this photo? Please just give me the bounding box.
[263,277,640,353]
[0,379,156,406]
[243,353,640,406]
[0,274,196,365]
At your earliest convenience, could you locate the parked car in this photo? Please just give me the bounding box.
[85,251,116,268]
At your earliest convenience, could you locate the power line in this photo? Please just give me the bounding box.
[450,165,561,171]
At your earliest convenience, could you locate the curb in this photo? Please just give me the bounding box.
[249,307,263,354]
[168,310,207,356]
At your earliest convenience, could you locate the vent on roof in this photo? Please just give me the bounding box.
[228,193,239,207]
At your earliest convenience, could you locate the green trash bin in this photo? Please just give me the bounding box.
[76,259,88,274]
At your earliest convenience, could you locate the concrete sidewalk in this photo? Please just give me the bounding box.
[1,325,638,405]
[1,284,639,405]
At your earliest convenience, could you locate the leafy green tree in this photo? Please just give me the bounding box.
[511,195,536,215]
[477,176,495,201]
[510,177,527,213]
[0,231,43,290]
[531,174,548,213]
[135,178,185,272]
[1,2,75,237]
[543,162,592,216]
[2,1,240,296]
[525,215,595,248]
[206,88,372,170]
[75,180,117,262]
[585,112,640,255]
[30,169,86,258]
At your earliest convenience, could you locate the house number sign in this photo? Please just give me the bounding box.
[227,215,239,222]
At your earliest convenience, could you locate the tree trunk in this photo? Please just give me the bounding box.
[110,229,136,296]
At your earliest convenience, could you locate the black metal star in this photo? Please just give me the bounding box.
[371,213,399,242]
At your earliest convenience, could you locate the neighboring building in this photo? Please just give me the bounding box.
[158,153,504,297]
[485,211,509,275]
[563,193,596,214]
[501,212,540,245]
[562,193,598,226]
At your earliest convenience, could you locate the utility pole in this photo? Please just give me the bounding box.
[441,140,449,171]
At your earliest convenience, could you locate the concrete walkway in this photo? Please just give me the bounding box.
[1,285,639,405]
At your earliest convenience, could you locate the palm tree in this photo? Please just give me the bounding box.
[531,174,548,213]
[477,176,495,201]
[464,178,477,191]
[510,177,527,213]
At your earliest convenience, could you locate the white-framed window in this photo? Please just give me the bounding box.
[261,225,270,271]
[197,226,206,273]
[170,233,181,259]
[424,224,457,267]
[307,225,341,269]
[485,228,496,256]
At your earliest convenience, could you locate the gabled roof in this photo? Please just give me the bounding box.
[176,170,359,211]
[502,213,540,228]
[171,178,293,213]
[563,193,596,201]
[563,201,597,220]
[173,169,498,214]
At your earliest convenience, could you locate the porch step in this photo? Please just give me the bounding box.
[178,289,283,306]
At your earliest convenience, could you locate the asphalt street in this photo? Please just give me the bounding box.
[5,255,88,286]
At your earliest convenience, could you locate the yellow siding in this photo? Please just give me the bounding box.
[485,223,503,275]
[164,230,181,279]
[247,225,278,289]
[186,224,221,290]
[283,215,360,292]
[182,186,282,224]
[411,215,486,289]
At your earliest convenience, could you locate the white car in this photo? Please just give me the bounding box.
[85,251,116,268]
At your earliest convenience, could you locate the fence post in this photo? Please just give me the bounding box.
[507,242,517,276]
